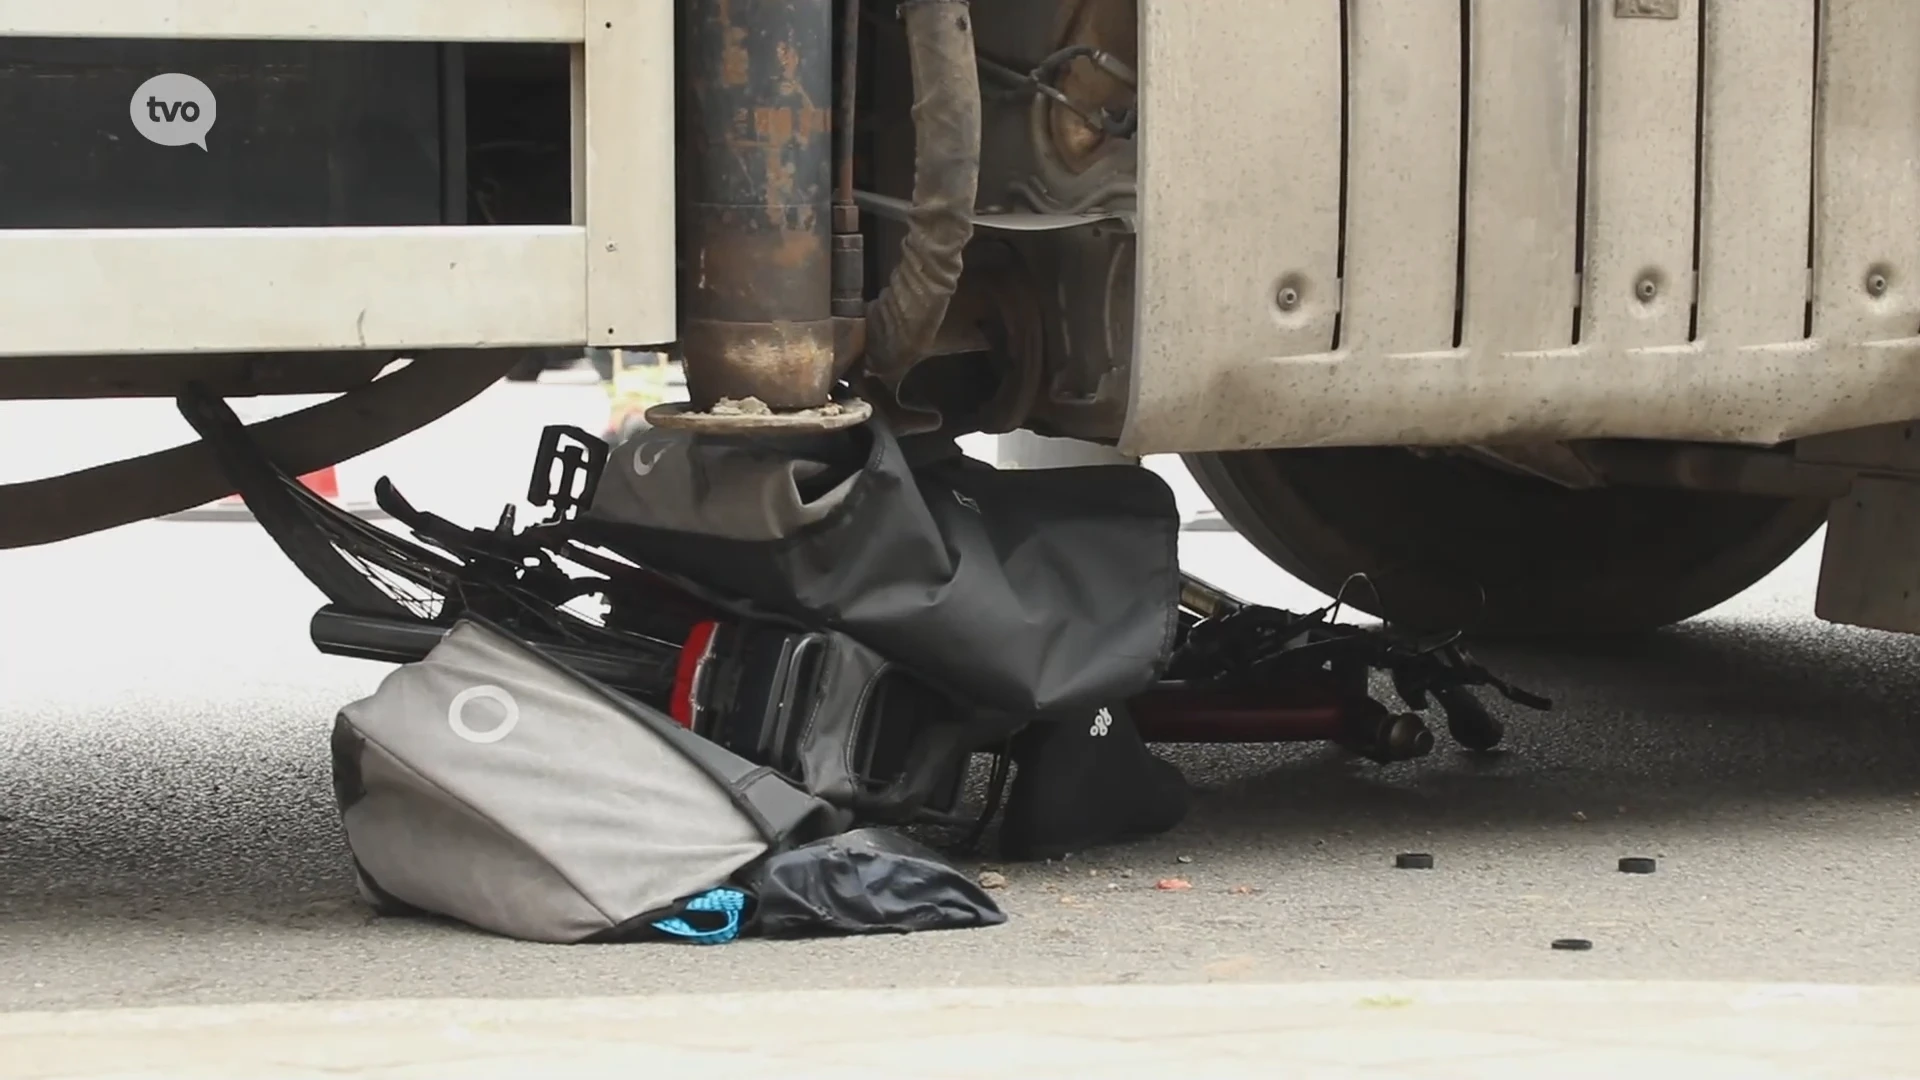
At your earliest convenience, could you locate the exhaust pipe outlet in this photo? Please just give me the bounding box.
[678,0,836,411]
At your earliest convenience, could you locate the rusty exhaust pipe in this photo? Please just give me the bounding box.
[678,0,837,412]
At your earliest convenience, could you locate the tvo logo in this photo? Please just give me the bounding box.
[129,73,217,151]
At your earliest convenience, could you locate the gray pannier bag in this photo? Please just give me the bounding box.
[330,618,843,944]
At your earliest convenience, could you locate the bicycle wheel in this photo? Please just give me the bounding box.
[176,383,450,618]
[271,472,461,621]
[178,383,690,697]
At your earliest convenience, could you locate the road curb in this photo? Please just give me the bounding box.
[5,981,1913,1079]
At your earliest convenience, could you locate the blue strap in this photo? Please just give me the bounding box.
[651,887,747,945]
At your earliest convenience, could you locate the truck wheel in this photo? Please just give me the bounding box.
[1184,447,1828,635]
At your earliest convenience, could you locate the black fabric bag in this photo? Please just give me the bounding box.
[577,417,1180,715]
[686,620,1025,823]
[743,827,1007,938]
[997,700,1192,862]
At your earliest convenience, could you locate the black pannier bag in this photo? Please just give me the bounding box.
[574,416,1181,716]
[676,619,1023,823]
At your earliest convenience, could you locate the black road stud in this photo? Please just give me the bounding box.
[1618,857,1657,874]
[1395,853,1435,870]
[1551,938,1594,951]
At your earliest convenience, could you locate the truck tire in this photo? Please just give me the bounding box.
[1184,447,1829,635]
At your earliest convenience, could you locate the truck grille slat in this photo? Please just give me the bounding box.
[1810,0,1920,344]
[1338,0,1464,355]
[1696,0,1817,345]
[1456,0,1584,353]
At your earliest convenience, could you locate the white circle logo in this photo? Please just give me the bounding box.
[447,685,520,744]
[130,73,218,151]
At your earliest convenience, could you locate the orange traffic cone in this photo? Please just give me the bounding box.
[299,466,340,500]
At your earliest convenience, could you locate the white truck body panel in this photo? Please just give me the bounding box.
[1123,0,1920,456]
[0,0,590,42]
[7,0,1917,461]
[0,0,676,357]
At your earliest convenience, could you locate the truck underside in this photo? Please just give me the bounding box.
[3,0,1919,638]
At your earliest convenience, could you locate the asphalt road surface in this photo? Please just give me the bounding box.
[6,374,1920,1012]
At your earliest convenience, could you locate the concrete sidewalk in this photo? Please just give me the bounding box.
[4,981,1911,1079]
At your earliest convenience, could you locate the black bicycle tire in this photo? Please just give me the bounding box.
[292,480,464,579]
[287,478,682,660]
[176,385,408,615]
